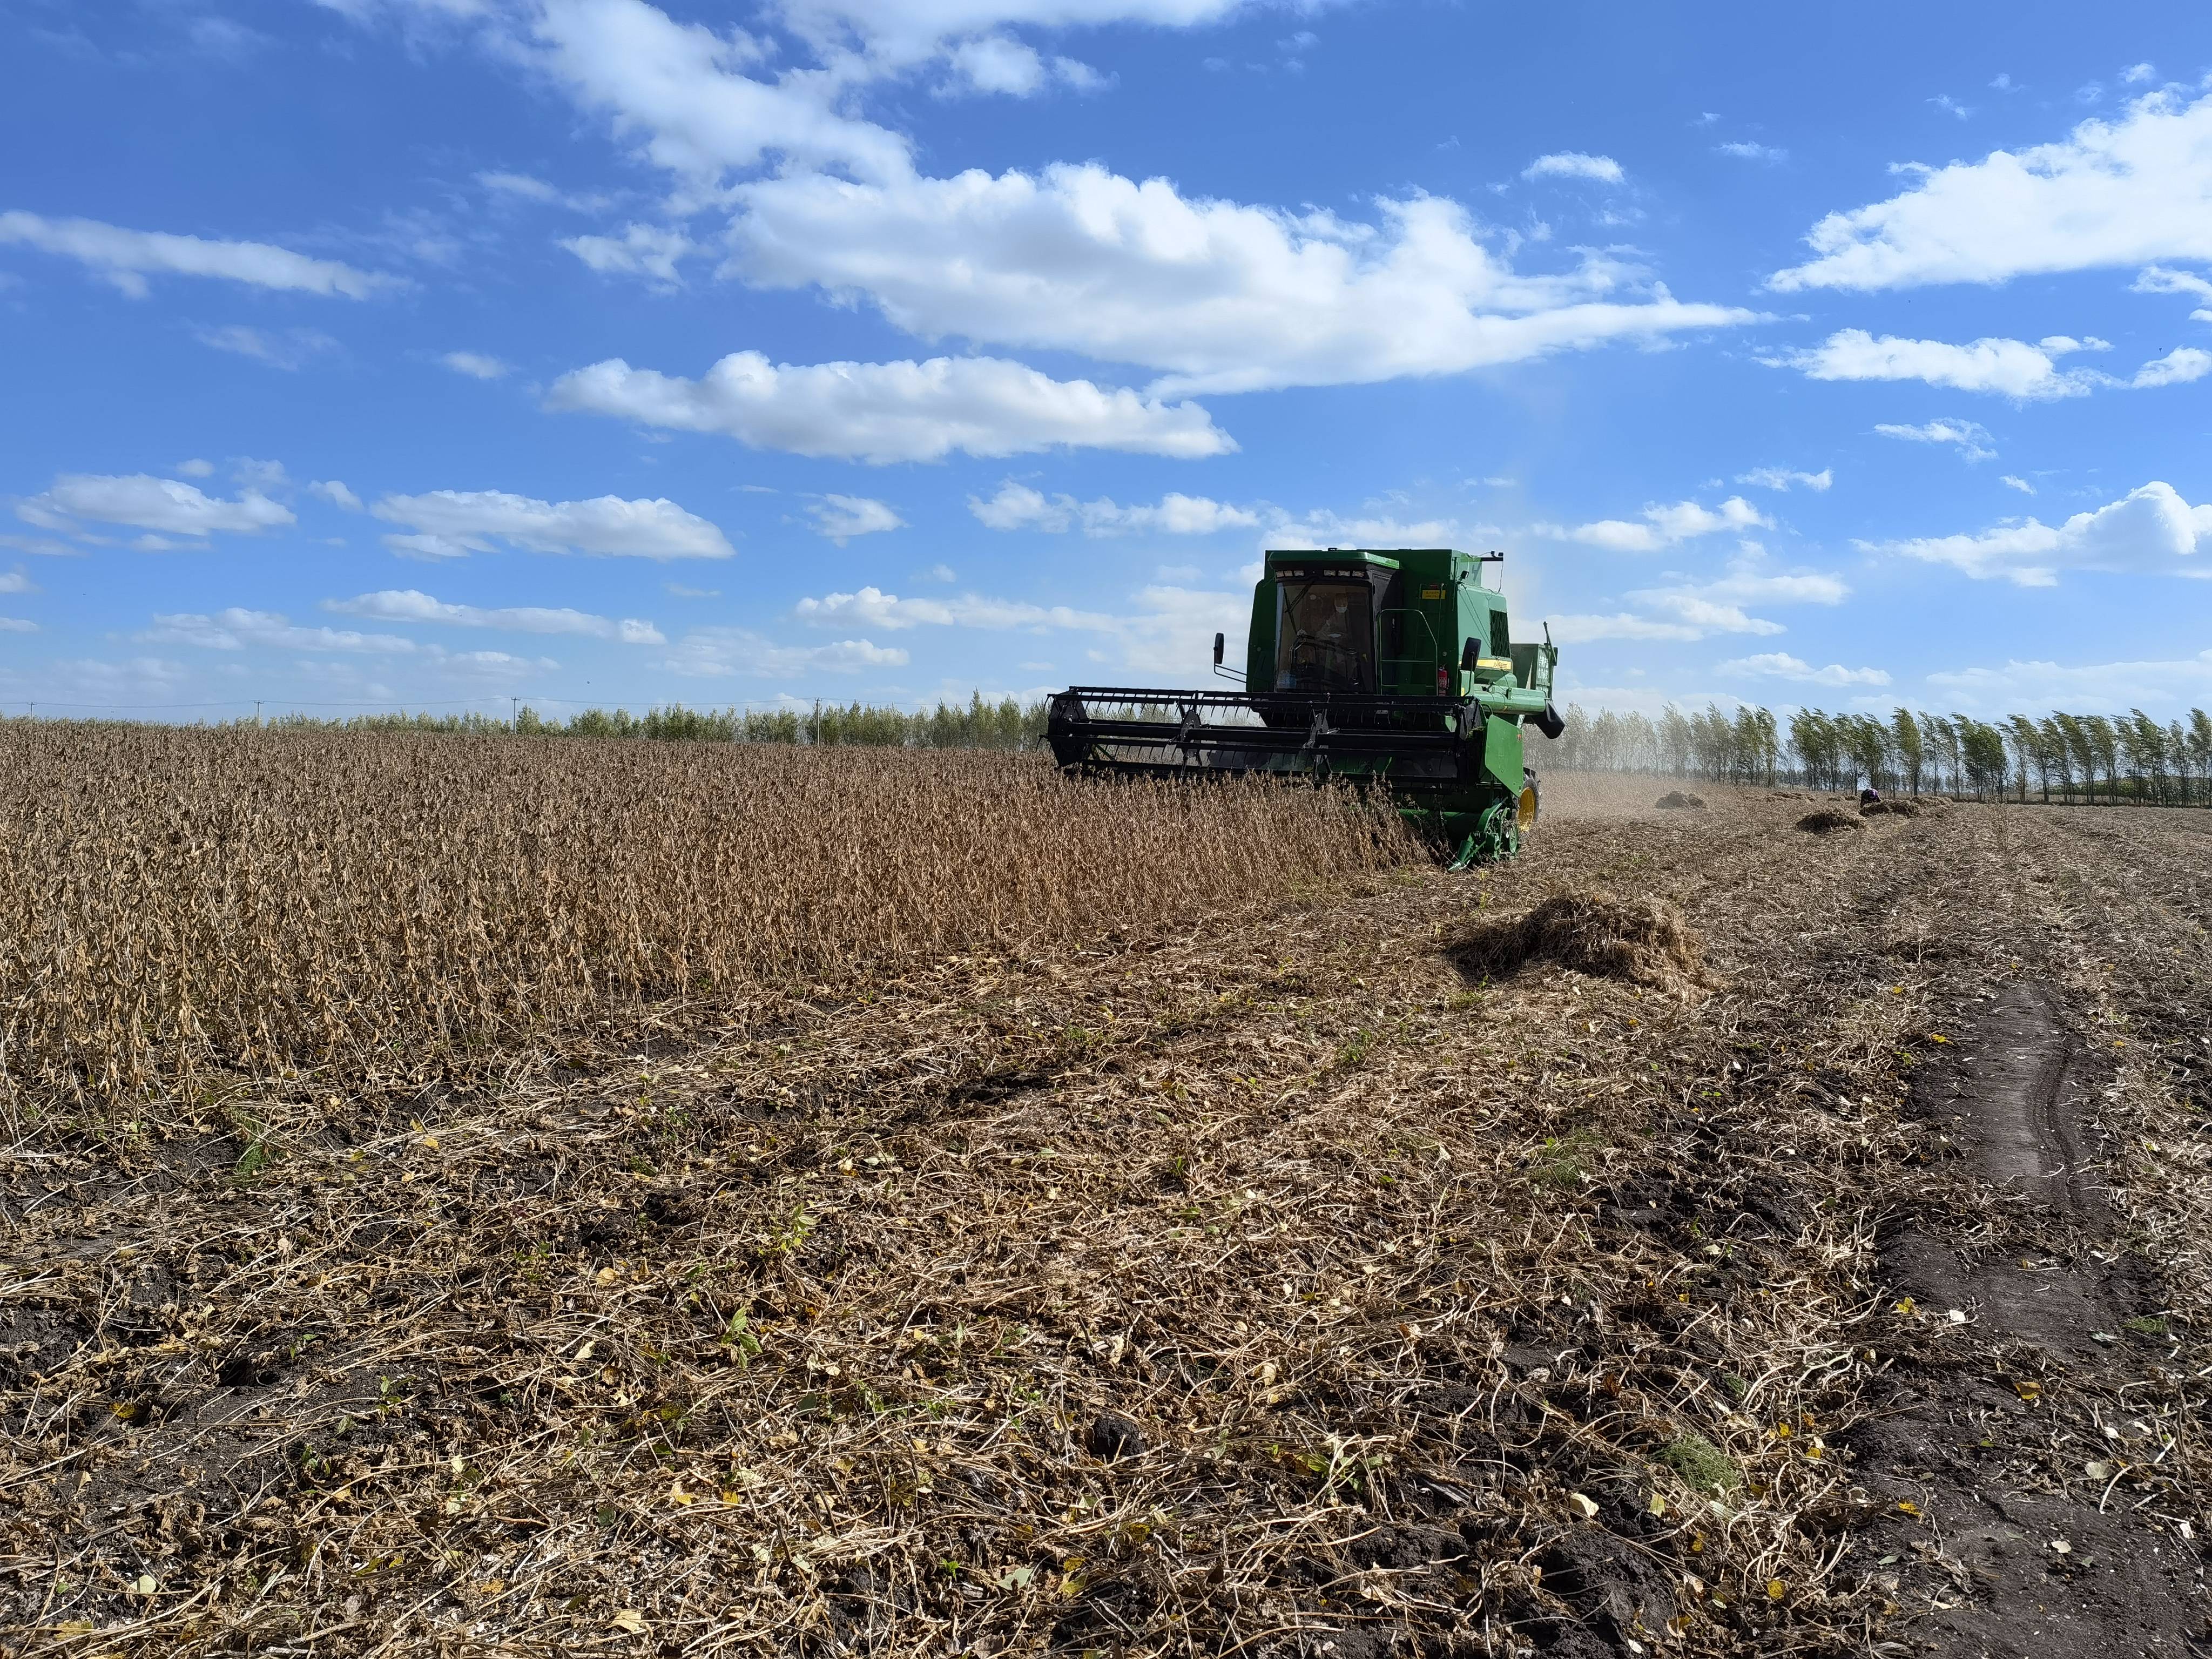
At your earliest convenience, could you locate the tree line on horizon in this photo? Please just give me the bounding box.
[200,693,1056,751]
[11,693,2210,808]
[1556,703,2212,806]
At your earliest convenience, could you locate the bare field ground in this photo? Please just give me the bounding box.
[5,766,2211,1658]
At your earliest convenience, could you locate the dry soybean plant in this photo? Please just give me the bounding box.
[0,723,1415,1124]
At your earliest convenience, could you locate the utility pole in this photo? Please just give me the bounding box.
[254,700,262,729]
[510,694,518,727]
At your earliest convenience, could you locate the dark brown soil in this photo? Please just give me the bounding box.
[1852,983,2208,1656]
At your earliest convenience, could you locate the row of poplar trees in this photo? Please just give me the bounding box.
[1553,703,2212,806]
[271,694,1050,750]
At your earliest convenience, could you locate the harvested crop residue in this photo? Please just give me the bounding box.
[1655,790,1707,810]
[1796,806,1864,833]
[6,778,2212,1658]
[1862,797,1922,818]
[1451,890,1712,993]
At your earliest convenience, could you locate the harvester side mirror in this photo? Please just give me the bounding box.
[1460,638,1481,671]
[1212,631,1225,666]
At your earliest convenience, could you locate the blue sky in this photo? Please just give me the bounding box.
[4,0,2210,721]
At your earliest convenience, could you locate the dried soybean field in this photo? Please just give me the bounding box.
[0,725,1411,1114]
[3,729,2212,1659]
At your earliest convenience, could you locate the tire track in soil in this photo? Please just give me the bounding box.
[1852,807,2208,1658]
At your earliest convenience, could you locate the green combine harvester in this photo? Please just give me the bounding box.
[1047,548,1564,865]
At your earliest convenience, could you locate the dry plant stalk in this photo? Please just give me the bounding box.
[1450,891,1713,995]
[0,725,1414,1121]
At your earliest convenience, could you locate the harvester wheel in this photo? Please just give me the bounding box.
[1518,779,1540,834]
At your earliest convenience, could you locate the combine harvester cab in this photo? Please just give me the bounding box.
[1047,548,1564,865]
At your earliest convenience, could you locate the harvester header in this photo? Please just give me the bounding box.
[1048,547,1563,864]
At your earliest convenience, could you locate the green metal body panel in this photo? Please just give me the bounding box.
[1053,546,1560,864]
[1482,714,1523,793]
[1263,548,1548,860]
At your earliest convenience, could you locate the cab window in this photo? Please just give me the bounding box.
[1276,580,1375,692]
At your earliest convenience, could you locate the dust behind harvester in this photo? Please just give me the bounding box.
[1048,548,1564,865]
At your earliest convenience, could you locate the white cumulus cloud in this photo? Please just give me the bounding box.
[1637,564,1849,611]
[1873,417,1997,462]
[727,165,1755,396]
[442,350,511,379]
[1523,152,1624,184]
[1861,480,2212,585]
[1736,466,1832,492]
[2131,346,2212,387]
[0,211,395,299]
[370,489,736,559]
[662,629,909,677]
[2134,264,2212,321]
[1926,650,2212,716]
[1262,509,1469,551]
[792,579,1248,676]
[311,480,366,511]
[1771,90,2212,291]
[1544,613,1704,644]
[145,608,418,653]
[969,481,1261,535]
[939,35,1103,96]
[18,474,295,537]
[1533,495,1769,553]
[561,222,696,285]
[1769,329,2113,399]
[545,351,1232,462]
[523,0,913,185]
[1719,651,1890,687]
[774,0,1242,68]
[808,494,904,543]
[1547,547,1846,644]
[233,458,289,493]
[795,585,1111,632]
[325,588,664,642]
[330,0,1745,398]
